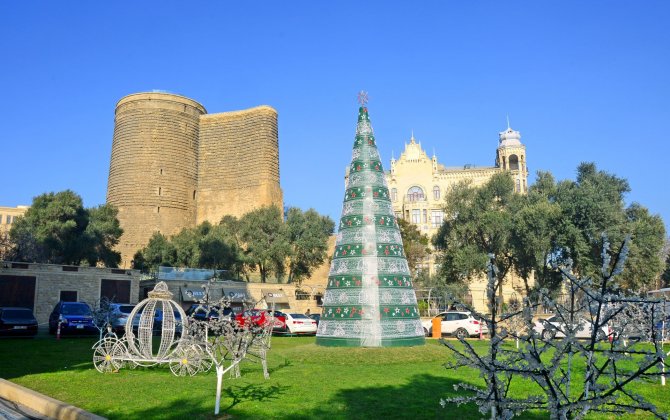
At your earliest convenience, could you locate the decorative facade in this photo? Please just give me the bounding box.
[106,92,283,267]
[384,126,530,312]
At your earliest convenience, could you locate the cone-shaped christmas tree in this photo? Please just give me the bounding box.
[316,93,425,347]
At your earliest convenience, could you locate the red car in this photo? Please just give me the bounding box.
[234,309,269,329]
[234,310,286,331]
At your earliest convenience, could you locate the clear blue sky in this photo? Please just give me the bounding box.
[1,1,669,232]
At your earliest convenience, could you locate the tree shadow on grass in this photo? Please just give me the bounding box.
[101,382,286,420]
[292,373,549,420]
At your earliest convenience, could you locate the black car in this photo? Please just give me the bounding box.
[49,301,97,335]
[0,307,38,337]
[308,313,321,325]
[185,305,233,322]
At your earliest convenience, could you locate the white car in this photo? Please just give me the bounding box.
[421,311,487,339]
[534,315,611,341]
[283,313,318,335]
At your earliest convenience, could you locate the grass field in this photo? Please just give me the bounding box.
[0,334,668,419]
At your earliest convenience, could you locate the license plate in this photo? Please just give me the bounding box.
[13,326,27,330]
[76,324,84,329]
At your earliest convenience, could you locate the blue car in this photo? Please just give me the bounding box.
[48,302,97,335]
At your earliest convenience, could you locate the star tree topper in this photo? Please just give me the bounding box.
[357,91,369,106]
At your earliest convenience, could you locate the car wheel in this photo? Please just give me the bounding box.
[48,325,55,335]
[542,329,555,341]
[455,328,468,340]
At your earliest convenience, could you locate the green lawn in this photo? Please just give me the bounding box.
[0,334,668,419]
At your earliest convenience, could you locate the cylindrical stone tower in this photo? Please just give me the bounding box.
[107,92,206,267]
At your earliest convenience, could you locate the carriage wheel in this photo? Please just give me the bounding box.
[93,337,124,373]
[169,345,202,377]
[197,345,213,373]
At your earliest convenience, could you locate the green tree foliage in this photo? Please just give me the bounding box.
[8,190,122,267]
[285,207,334,284]
[239,206,291,283]
[538,163,665,292]
[83,204,123,267]
[662,247,670,288]
[620,205,666,291]
[133,232,176,271]
[510,171,566,293]
[133,206,333,283]
[397,217,431,277]
[435,163,666,295]
[433,173,519,302]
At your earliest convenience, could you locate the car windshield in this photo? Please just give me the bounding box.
[290,314,309,319]
[2,309,34,320]
[62,304,91,316]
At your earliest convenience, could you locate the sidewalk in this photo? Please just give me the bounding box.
[0,379,105,420]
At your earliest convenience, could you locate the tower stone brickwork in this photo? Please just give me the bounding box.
[107,92,283,267]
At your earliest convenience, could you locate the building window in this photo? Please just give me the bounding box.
[407,186,425,202]
[509,154,519,170]
[391,188,397,201]
[0,214,3,224]
[431,210,444,227]
[395,211,402,220]
[515,179,521,192]
[423,209,427,223]
[5,215,10,224]
[158,187,162,196]
[433,186,440,200]
[411,209,421,224]
[60,290,78,302]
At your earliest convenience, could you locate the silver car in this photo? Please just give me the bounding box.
[534,315,611,341]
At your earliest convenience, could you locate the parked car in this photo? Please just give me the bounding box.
[534,315,611,341]
[154,308,184,335]
[108,303,138,333]
[308,313,321,325]
[280,313,318,335]
[234,309,270,330]
[48,302,97,335]
[421,311,487,339]
[0,307,38,337]
[185,305,233,322]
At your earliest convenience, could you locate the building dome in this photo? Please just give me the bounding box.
[498,127,522,147]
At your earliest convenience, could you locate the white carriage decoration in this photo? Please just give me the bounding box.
[92,281,274,378]
[92,282,213,376]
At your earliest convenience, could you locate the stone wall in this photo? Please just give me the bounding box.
[106,93,284,267]
[107,93,206,266]
[197,106,283,223]
[0,262,140,326]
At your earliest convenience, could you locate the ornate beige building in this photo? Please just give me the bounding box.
[385,125,530,311]
[0,205,29,234]
[107,92,283,267]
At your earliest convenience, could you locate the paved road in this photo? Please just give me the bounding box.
[0,397,48,420]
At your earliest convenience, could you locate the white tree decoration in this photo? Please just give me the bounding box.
[91,296,119,341]
[440,237,669,419]
[91,280,276,416]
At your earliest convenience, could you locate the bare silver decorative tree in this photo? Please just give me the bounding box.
[441,237,669,419]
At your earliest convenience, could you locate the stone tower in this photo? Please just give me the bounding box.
[106,92,283,267]
[495,125,528,193]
